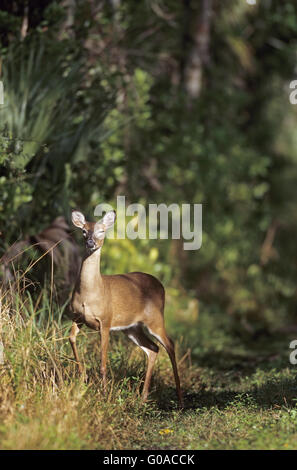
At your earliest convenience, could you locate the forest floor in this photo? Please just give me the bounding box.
[1,290,297,450]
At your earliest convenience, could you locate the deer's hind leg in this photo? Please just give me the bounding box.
[124,324,159,402]
[146,316,183,407]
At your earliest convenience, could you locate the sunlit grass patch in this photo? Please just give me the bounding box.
[1,276,297,449]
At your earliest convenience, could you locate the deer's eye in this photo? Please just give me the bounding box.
[94,228,104,238]
[83,229,87,237]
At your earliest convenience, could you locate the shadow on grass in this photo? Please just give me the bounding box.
[77,330,297,414]
[176,376,297,411]
[151,332,297,412]
[78,359,297,414]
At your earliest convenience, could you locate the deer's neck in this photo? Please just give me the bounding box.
[78,248,102,293]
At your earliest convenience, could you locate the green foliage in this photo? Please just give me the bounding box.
[0,134,33,240]
[1,0,297,359]
[0,37,114,245]
[1,0,297,451]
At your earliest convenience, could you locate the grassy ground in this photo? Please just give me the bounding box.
[1,283,297,450]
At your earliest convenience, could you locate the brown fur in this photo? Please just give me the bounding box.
[68,211,183,405]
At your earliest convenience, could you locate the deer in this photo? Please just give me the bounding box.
[68,209,183,406]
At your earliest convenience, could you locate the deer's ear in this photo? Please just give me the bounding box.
[102,210,116,229]
[72,211,86,228]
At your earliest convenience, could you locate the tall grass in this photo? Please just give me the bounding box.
[0,270,188,450]
[2,272,297,450]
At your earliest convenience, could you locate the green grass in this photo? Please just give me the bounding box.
[1,282,297,450]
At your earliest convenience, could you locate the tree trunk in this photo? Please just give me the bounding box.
[182,0,213,101]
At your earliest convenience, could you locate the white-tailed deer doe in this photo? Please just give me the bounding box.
[68,210,183,406]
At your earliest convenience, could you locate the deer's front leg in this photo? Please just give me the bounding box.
[69,322,83,374]
[100,326,110,393]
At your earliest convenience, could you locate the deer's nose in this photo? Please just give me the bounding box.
[86,239,95,249]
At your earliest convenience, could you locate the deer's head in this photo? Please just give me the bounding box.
[71,210,116,253]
